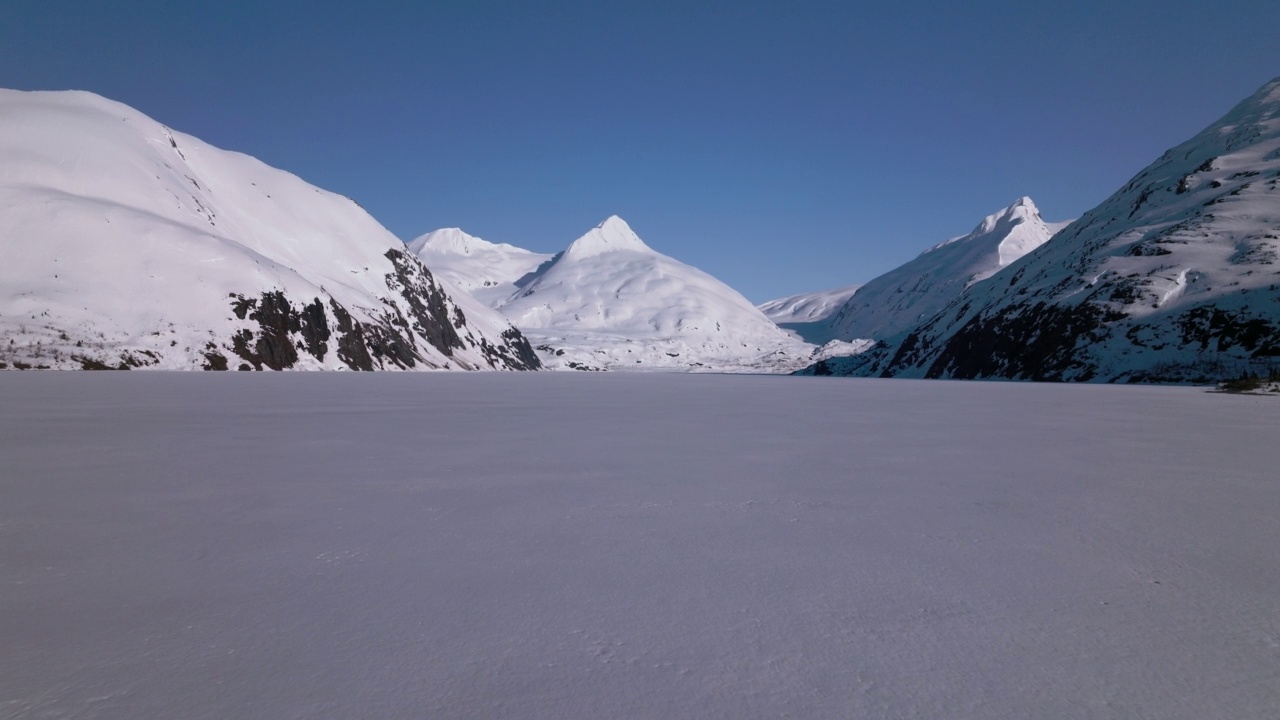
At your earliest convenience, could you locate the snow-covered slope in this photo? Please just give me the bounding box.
[407,228,554,307]
[758,284,862,324]
[809,77,1280,383]
[418,216,814,371]
[822,197,1069,342]
[0,89,539,371]
[757,284,861,344]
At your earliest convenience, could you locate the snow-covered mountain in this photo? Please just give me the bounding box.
[757,284,861,344]
[808,77,1280,383]
[0,89,539,371]
[758,284,862,324]
[757,283,860,345]
[412,216,815,371]
[820,197,1070,343]
[407,228,554,307]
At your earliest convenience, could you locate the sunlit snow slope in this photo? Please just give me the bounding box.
[810,77,1280,382]
[0,89,539,371]
[415,216,815,371]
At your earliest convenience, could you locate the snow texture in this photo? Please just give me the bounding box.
[411,216,815,372]
[811,76,1280,382]
[0,89,538,372]
[2,373,1278,719]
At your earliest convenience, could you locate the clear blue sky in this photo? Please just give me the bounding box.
[3,1,1279,301]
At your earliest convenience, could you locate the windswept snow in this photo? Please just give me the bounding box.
[3,372,1279,719]
[413,216,815,372]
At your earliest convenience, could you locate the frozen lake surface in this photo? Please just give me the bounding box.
[2,373,1278,719]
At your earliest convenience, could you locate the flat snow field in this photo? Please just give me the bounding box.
[2,373,1278,720]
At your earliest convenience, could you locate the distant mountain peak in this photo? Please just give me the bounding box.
[408,227,535,258]
[416,215,814,372]
[991,195,1039,221]
[932,197,1043,253]
[993,195,1040,224]
[822,196,1069,342]
[563,215,650,259]
[409,227,477,254]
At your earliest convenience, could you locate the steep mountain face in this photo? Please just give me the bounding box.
[407,228,554,307]
[809,77,1280,383]
[415,216,814,371]
[821,197,1069,342]
[0,89,539,371]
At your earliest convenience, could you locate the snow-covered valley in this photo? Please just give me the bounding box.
[3,372,1278,719]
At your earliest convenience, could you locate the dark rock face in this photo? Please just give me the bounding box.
[1175,302,1280,356]
[920,302,1119,381]
[499,328,541,370]
[474,328,541,372]
[248,292,300,370]
[202,352,228,371]
[810,360,834,376]
[227,291,302,371]
[329,300,374,371]
[360,323,419,369]
[219,250,541,372]
[78,357,116,370]
[382,248,464,357]
[229,290,402,371]
[299,298,330,360]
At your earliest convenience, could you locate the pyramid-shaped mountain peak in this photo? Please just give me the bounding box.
[563,215,651,259]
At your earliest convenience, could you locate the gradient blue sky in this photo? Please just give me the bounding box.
[3,1,1279,301]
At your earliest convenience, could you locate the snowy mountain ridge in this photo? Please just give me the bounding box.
[925,197,1073,279]
[0,89,539,371]
[808,76,1280,382]
[812,196,1069,344]
[756,284,862,345]
[407,227,553,307]
[757,284,862,324]
[409,227,532,258]
[560,215,651,259]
